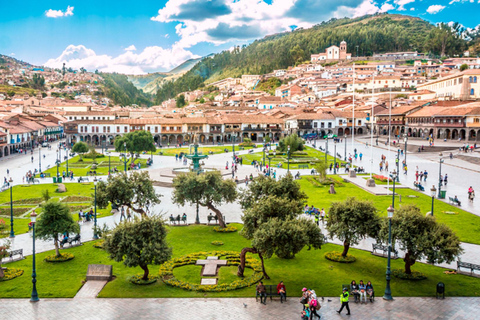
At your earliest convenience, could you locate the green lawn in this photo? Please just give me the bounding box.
[0,183,113,238]
[299,176,480,245]
[158,145,254,157]
[242,146,347,169]
[2,223,479,298]
[43,155,148,177]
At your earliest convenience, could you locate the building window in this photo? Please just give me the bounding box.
[328,122,332,128]
[124,126,127,133]
[147,126,150,131]
[107,127,110,133]
[103,126,106,133]
[474,76,478,83]
[155,127,158,133]
[471,89,475,96]
[117,127,120,133]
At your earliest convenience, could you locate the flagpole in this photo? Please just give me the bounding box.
[352,63,355,156]
[370,72,375,179]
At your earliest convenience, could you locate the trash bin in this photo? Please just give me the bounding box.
[53,177,57,183]
[436,282,445,299]
[58,177,63,183]
[439,190,446,199]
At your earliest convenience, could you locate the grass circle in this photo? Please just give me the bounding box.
[211,241,224,246]
[213,226,237,233]
[0,268,24,281]
[45,252,75,262]
[129,274,157,285]
[325,251,356,263]
[392,269,427,280]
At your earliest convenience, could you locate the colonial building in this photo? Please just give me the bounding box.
[311,41,352,62]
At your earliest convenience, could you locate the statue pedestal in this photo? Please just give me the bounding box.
[366,178,376,187]
[349,171,357,178]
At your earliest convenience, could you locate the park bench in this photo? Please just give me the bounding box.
[413,182,425,192]
[181,215,187,224]
[207,215,218,224]
[1,184,9,192]
[449,197,461,206]
[255,285,287,302]
[78,177,89,183]
[6,249,24,262]
[372,243,398,259]
[67,234,81,246]
[342,283,375,303]
[323,235,328,244]
[457,261,480,275]
[169,216,176,225]
[43,173,51,178]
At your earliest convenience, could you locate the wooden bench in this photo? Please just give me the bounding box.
[207,215,218,224]
[413,182,425,192]
[457,261,480,275]
[6,249,24,262]
[67,234,81,246]
[78,177,89,183]
[43,173,51,178]
[372,243,398,259]
[449,197,461,206]
[255,285,287,302]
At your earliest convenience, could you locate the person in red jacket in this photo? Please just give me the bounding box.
[277,281,286,303]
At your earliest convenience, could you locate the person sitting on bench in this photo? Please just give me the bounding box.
[454,195,461,206]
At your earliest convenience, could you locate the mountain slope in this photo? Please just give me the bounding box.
[154,13,468,104]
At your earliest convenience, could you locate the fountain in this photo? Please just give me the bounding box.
[172,134,213,175]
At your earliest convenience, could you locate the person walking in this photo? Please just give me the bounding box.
[120,206,126,222]
[314,213,319,226]
[337,287,351,315]
[444,174,448,186]
[320,208,325,225]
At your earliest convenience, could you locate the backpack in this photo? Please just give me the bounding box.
[300,297,308,305]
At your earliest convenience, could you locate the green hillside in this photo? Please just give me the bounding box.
[154,13,468,104]
[99,73,153,107]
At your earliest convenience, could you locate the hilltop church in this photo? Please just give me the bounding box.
[311,41,352,62]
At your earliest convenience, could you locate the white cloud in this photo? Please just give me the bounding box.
[165,34,170,38]
[124,45,137,51]
[394,0,415,11]
[410,7,415,10]
[45,6,74,18]
[44,44,199,74]
[426,4,446,14]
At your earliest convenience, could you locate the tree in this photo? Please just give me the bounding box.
[114,130,155,164]
[172,171,237,228]
[238,175,323,278]
[314,161,328,181]
[103,216,172,280]
[460,64,469,71]
[176,94,186,108]
[277,134,304,152]
[72,142,89,161]
[379,205,462,274]
[35,201,80,257]
[96,171,161,218]
[263,135,271,144]
[327,198,380,257]
[290,44,305,65]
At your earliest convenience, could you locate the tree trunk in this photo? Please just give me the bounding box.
[129,205,147,218]
[54,237,61,257]
[140,263,149,280]
[237,247,257,277]
[404,251,415,274]
[258,251,270,279]
[0,267,4,278]
[207,203,226,228]
[341,240,350,257]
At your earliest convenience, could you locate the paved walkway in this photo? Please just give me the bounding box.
[73,281,108,299]
[0,297,477,319]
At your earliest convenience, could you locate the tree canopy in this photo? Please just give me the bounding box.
[96,171,161,217]
[114,130,156,155]
[172,171,237,228]
[327,197,380,257]
[72,142,89,160]
[277,134,304,153]
[35,201,80,257]
[103,216,172,280]
[379,204,463,274]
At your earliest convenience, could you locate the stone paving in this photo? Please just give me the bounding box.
[0,297,478,320]
[73,280,108,299]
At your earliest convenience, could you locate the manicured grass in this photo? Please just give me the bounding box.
[2,223,480,298]
[158,145,254,157]
[242,146,347,169]
[43,155,148,177]
[299,176,480,245]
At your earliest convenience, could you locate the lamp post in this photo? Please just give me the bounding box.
[232,136,236,163]
[9,185,14,238]
[325,136,328,164]
[438,153,444,198]
[123,142,127,173]
[93,179,99,239]
[266,151,275,176]
[334,141,337,174]
[344,134,347,161]
[30,211,39,302]
[106,152,111,174]
[287,145,291,174]
[263,143,266,168]
[390,170,397,207]
[383,205,394,301]
[403,134,408,165]
[430,185,436,216]
[38,147,41,172]
[56,150,59,178]
[66,148,69,175]
[395,149,400,182]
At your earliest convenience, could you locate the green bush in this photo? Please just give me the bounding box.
[392,269,427,280]
[325,251,356,263]
[213,226,237,233]
[44,252,75,262]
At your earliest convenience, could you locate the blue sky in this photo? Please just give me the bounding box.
[0,0,479,74]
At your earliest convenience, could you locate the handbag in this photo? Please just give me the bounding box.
[300,297,308,304]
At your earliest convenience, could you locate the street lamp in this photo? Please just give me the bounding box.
[263,143,266,168]
[430,185,437,216]
[106,152,111,174]
[266,150,275,176]
[30,210,39,302]
[123,142,127,173]
[9,185,14,238]
[232,136,236,163]
[395,149,400,182]
[333,141,337,174]
[325,136,328,164]
[56,150,59,178]
[383,205,394,301]
[390,170,397,207]
[287,145,291,174]
[438,153,444,198]
[66,148,69,176]
[93,179,98,239]
[344,134,347,161]
[403,134,408,165]
[38,147,41,173]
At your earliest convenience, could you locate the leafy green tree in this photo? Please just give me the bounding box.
[35,201,80,257]
[238,175,322,278]
[277,134,304,152]
[379,205,462,274]
[327,197,380,257]
[72,142,89,161]
[460,64,469,71]
[314,161,328,181]
[290,44,305,65]
[176,94,186,107]
[172,171,237,228]
[114,130,155,164]
[96,171,161,218]
[103,216,172,280]
[263,135,271,144]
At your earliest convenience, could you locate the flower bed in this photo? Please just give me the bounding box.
[392,269,427,280]
[159,251,263,292]
[67,205,92,212]
[0,207,31,217]
[213,226,237,233]
[372,175,392,182]
[325,251,356,263]
[129,274,157,285]
[44,252,75,262]
[0,268,24,281]
[211,241,224,246]
[2,198,43,205]
[93,240,105,249]
[61,196,93,203]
